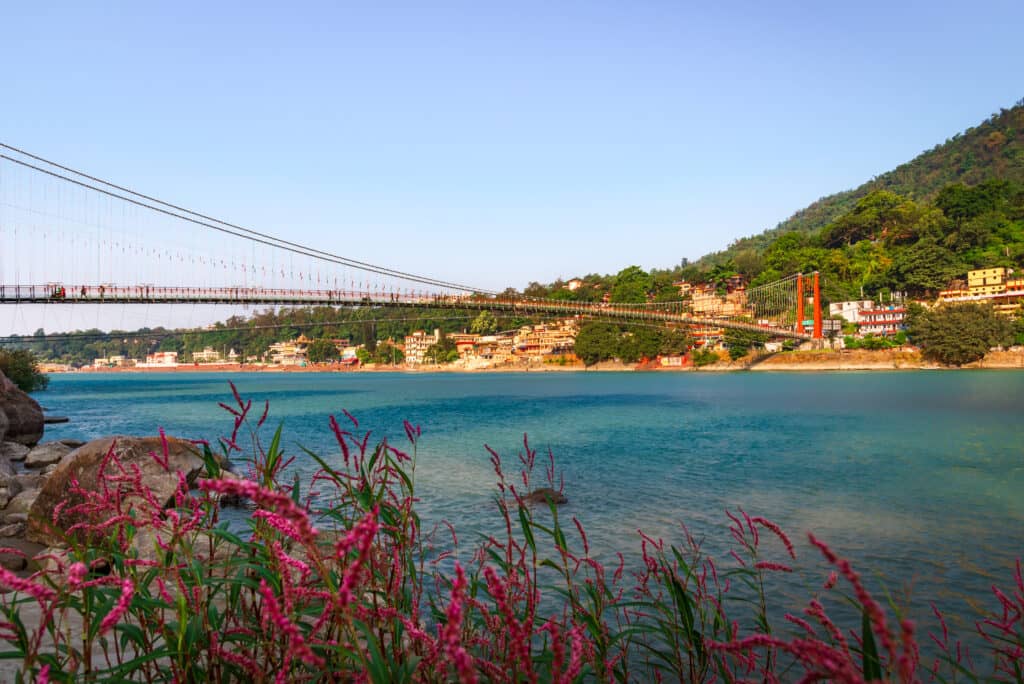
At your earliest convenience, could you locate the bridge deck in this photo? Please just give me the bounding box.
[0,284,812,340]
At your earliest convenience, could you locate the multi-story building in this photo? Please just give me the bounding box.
[450,333,480,359]
[513,319,578,356]
[268,335,310,365]
[689,284,751,318]
[473,335,515,363]
[404,329,441,365]
[938,267,1024,315]
[829,300,876,324]
[857,307,907,336]
[137,351,178,367]
[192,347,221,363]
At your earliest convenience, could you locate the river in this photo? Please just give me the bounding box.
[35,370,1024,648]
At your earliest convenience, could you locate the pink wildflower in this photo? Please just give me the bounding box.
[36,664,49,684]
[67,562,88,589]
[99,578,135,635]
[441,563,477,684]
[808,533,896,665]
[755,561,793,573]
[198,478,317,543]
[334,506,380,607]
[0,566,56,604]
[751,516,796,560]
[258,579,325,669]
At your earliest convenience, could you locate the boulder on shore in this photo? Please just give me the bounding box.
[24,442,73,469]
[0,442,30,462]
[26,436,215,547]
[0,370,44,446]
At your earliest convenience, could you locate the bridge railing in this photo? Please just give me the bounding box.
[0,283,812,339]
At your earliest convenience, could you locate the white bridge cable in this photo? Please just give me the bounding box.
[0,144,495,295]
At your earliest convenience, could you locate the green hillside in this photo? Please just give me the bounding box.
[698,98,1024,267]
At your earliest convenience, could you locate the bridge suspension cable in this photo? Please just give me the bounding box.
[0,143,494,294]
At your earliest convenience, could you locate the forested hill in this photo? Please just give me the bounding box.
[698,98,1024,266]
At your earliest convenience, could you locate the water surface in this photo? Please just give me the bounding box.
[37,370,1024,645]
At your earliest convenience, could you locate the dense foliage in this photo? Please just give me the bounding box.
[10,306,535,368]
[2,387,1021,681]
[722,322,769,360]
[573,322,689,366]
[305,338,341,363]
[906,303,1014,366]
[0,348,49,392]
[697,99,1024,269]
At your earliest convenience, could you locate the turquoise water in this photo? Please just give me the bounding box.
[35,370,1024,645]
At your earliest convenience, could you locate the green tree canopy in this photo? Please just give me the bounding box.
[0,348,49,392]
[610,266,652,303]
[306,338,341,363]
[723,322,769,360]
[470,310,498,335]
[906,303,1013,366]
[890,239,966,293]
[574,322,621,366]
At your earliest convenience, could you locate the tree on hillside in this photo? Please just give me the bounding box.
[616,327,665,363]
[307,338,341,363]
[0,348,49,392]
[659,328,691,355]
[890,239,966,293]
[574,322,621,366]
[906,303,1013,366]
[935,179,1014,224]
[610,266,652,303]
[470,310,498,335]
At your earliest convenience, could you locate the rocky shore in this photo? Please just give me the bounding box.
[0,369,236,577]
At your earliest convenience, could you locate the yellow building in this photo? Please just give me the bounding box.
[938,268,1024,315]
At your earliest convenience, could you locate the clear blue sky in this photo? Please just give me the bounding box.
[3,0,1023,296]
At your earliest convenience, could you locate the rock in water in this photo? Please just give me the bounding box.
[0,371,43,446]
[26,436,211,547]
[24,442,73,469]
[522,487,568,506]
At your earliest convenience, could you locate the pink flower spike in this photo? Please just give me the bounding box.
[752,516,796,560]
[755,561,793,573]
[36,664,49,684]
[0,566,57,604]
[99,578,135,635]
[67,562,88,589]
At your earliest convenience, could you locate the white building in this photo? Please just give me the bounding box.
[137,351,178,367]
[828,300,875,324]
[192,347,221,363]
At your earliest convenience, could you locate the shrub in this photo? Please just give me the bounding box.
[0,348,49,392]
[906,302,1013,366]
[691,348,720,367]
[0,386,1020,681]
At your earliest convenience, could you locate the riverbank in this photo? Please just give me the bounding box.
[48,348,1024,374]
[744,348,1024,371]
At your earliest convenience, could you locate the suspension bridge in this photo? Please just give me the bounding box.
[0,144,822,341]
